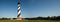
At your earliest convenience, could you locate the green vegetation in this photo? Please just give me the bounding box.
[0,16,60,22]
[0,20,60,22]
[0,20,21,22]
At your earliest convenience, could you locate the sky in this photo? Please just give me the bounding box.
[0,0,60,18]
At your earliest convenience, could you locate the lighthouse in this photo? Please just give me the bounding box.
[17,0,22,20]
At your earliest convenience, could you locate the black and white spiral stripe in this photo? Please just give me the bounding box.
[17,4,21,17]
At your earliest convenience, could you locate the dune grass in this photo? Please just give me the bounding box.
[0,20,60,22]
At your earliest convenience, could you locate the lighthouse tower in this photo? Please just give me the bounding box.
[17,0,22,20]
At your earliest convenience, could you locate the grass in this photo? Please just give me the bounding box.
[0,20,60,22]
[0,20,21,22]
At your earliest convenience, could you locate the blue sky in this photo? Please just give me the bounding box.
[0,0,60,18]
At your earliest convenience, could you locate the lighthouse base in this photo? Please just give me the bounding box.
[17,16,22,20]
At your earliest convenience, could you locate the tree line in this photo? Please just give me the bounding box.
[0,17,16,20]
[0,16,60,20]
[25,16,60,20]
